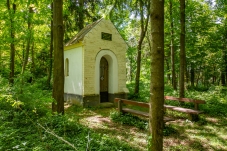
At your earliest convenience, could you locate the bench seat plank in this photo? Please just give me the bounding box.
[114,98,149,108]
[164,105,203,114]
[122,108,149,117]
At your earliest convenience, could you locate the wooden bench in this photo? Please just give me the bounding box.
[114,98,174,123]
[164,96,206,121]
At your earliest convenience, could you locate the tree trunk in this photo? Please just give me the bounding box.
[31,42,35,76]
[78,0,84,30]
[221,46,227,86]
[165,56,171,84]
[149,0,164,150]
[52,0,64,114]
[134,0,150,96]
[179,0,186,98]
[190,64,195,88]
[170,0,177,90]
[129,52,133,82]
[212,66,216,84]
[134,43,142,96]
[47,2,54,89]
[7,0,16,84]
[21,7,33,74]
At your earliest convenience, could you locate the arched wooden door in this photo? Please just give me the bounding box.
[100,57,108,102]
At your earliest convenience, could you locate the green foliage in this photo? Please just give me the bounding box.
[110,110,148,129]
[110,110,177,136]
[0,77,139,150]
[127,81,150,102]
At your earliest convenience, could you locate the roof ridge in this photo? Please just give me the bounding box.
[65,18,103,46]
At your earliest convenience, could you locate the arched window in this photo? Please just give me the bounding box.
[65,58,69,76]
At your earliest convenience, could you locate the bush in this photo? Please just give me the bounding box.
[110,110,148,130]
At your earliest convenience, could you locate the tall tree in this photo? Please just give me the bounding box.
[179,0,185,97]
[47,2,53,88]
[134,0,150,96]
[7,0,16,84]
[149,0,164,150]
[170,0,177,90]
[52,0,64,114]
[21,6,34,74]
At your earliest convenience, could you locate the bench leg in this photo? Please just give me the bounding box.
[118,100,123,113]
[189,114,199,121]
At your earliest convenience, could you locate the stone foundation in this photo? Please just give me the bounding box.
[64,92,127,107]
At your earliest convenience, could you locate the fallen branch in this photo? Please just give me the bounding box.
[37,123,77,150]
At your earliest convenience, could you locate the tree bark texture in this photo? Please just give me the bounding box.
[7,0,16,84]
[78,0,84,30]
[170,0,177,90]
[179,0,186,98]
[134,0,150,96]
[22,7,33,74]
[31,42,35,75]
[52,0,64,114]
[149,0,164,150]
[165,56,171,83]
[47,2,54,88]
[190,64,195,87]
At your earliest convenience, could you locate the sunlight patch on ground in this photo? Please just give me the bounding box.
[79,112,147,151]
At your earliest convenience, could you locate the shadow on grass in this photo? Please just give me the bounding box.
[65,103,227,151]
[65,105,147,150]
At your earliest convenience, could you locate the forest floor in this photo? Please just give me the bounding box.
[65,105,147,150]
[65,104,227,151]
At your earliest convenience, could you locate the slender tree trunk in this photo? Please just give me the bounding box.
[134,43,142,96]
[22,7,33,74]
[221,71,225,86]
[47,2,54,88]
[31,42,35,76]
[149,0,164,150]
[179,0,185,98]
[165,56,171,84]
[221,46,227,86]
[170,0,177,90]
[78,0,84,30]
[52,0,64,114]
[190,64,195,88]
[130,54,133,82]
[7,0,16,84]
[212,66,216,84]
[134,0,150,96]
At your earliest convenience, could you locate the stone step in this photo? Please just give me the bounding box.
[99,102,114,108]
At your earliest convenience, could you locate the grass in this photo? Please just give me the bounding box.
[0,78,227,150]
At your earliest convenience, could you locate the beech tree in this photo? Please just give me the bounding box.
[169,0,177,90]
[179,0,186,97]
[149,0,165,150]
[47,2,53,88]
[52,0,64,114]
[134,0,150,96]
[7,0,16,84]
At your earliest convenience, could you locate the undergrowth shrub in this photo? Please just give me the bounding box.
[110,110,177,136]
[110,110,148,129]
[1,76,140,150]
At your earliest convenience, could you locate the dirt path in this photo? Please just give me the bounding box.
[65,105,148,150]
[65,104,227,151]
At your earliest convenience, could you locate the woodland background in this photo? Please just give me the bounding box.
[0,0,227,150]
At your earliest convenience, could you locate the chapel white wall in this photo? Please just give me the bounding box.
[64,47,83,95]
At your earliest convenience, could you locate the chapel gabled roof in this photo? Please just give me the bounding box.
[65,18,103,46]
